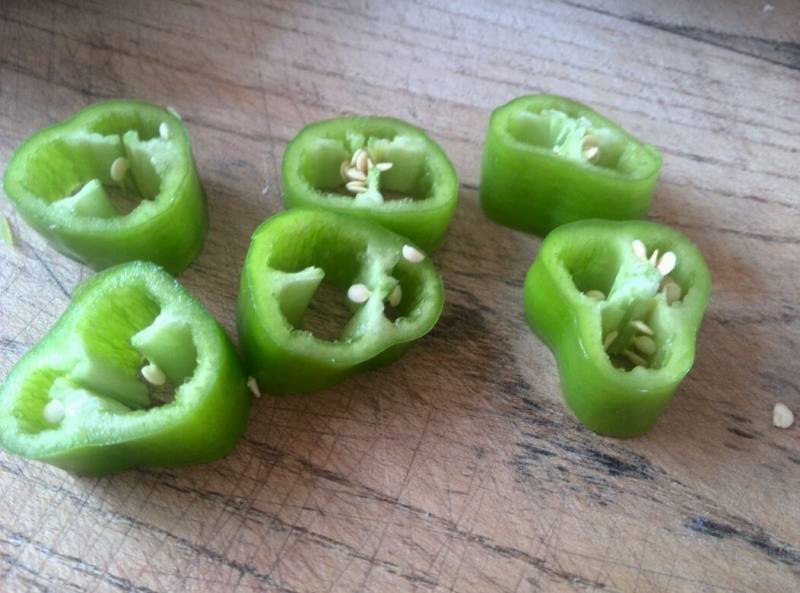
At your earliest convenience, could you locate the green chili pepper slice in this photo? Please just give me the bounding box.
[0,262,251,475]
[524,219,711,437]
[481,95,662,236]
[3,100,207,274]
[237,209,444,394]
[281,116,458,252]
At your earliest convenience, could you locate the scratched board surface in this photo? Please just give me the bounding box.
[0,1,798,592]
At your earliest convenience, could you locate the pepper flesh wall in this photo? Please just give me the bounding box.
[237,209,444,394]
[480,95,662,236]
[3,100,207,274]
[281,116,458,252]
[524,219,711,437]
[0,262,251,475]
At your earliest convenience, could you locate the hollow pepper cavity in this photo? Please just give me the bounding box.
[281,116,458,252]
[0,262,251,475]
[3,100,207,274]
[237,209,444,394]
[524,220,711,437]
[480,95,662,236]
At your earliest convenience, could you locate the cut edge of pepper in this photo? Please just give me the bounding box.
[490,94,662,183]
[242,209,444,366]
[542,219,711,387]
[2,100,196,235]
[283,116,459,213]
[0,261,246,459]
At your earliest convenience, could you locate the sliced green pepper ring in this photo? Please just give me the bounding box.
[2,100,207,274]
[237,209,444,394]
[0,262,251,475]
[281,116,458,252]
[524,219,711,437]
[481,94,662,236]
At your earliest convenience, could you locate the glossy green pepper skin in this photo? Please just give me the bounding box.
[481,95,662,236]
[0,262,251,475]
[237,209,444,394]
[524,220,711,437]
[281,116,458,252]
[3,100,207,274]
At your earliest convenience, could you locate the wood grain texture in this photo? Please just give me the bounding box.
[0,1,798,591]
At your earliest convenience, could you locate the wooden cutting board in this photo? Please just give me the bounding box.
[0,1,798,591]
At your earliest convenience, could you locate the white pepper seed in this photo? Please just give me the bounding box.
[632,335,657,356]
[388,285,402,307]
[632,239,647,260]
[347,283,371,304]
[141,361,166,386]
[663,278,682,304]
[656,251,677,276]
[247,376,261,398]
[773,403,794,429]
[402,244,425,263]
[603,330,618,350]
[345,181,368,193]
[43,399,65,425]
[346,168,367,182]
[356,151,368,174]
[350,148,366,167]
[110,157,129,182]
[623,349,647,367]
[630,320,654,336]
